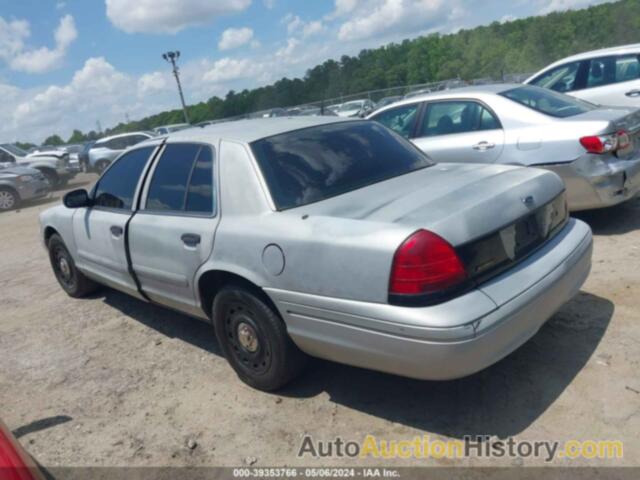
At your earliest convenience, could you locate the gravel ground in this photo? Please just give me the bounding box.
[0,173,638,468]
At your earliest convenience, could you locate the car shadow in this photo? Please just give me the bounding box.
[93,287,612,440]
[573,196,640,235]
[98,288,222,356]
[12,415,72,439]
[280,291,613,439]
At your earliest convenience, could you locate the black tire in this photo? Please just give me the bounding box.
[213,284,307,391]
[48,234,99,298]
[40,169,59,188]
[0,187,19,211]
[96,160,110,174]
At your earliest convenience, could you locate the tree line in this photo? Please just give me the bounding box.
[24,0,640,147]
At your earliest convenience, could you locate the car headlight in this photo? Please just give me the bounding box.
[17,175,36,182]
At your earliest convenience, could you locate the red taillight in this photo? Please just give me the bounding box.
[389,230,467,296]
[0,425,38,480]
[579,130,630,154]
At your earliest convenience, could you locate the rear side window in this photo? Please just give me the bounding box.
[587,55,640,88]
[419,101,500,137]
[501,85,597,118]
[250,121,432,210]
[145,143,215,215]
[529,61,581,93]
[94,147,154,210]
[371,103,419,138]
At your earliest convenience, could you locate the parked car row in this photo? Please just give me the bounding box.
[0,143,77,189]
[369,83,640,210]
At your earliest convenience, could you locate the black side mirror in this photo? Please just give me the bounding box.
[63,189,92,209]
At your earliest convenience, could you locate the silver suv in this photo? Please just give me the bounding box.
[88,132,154,173]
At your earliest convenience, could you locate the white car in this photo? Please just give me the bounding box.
[335,99,375,118]
[525,43,640,107]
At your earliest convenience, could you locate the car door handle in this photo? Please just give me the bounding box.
[110,225,123,237]
[625,89,640,97]
[472,141,495,151]
[181,233,201,247]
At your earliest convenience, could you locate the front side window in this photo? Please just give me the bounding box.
[145,143,214,215]
[501,85,597,118]
[529,61,582,93]
[371,103,419,138]
[93,147,154,210]
[419,101,500,137]
[250,121,432,210]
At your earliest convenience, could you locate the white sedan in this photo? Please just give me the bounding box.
[525,43,640,108]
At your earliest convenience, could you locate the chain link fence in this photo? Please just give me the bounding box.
[206,73,532,124]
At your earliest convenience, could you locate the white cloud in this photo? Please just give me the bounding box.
[283,14,325,38]
[137,71,169,96]
[106,0,252,34]
[336,0,449,42]
[537,0,613,14]
[56,1,67,9]
[275,38,300,60]
[0,15,76,73]
[201,57,262,83]
[329,0,360,18]
[218,27,254,50]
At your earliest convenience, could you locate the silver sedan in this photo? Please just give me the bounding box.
[368,84,640,211]
[40,117,592,390]
[0,164,50,211]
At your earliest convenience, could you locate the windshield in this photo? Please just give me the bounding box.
[0,144,27,156]
[250,121,433,210]
[500,85,597,118]
[339,101,364,111]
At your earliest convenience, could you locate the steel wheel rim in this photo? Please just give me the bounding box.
[52,246,75,289]
[0,191,15,210]
[225,302,271,375]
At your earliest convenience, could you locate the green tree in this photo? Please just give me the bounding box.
[43,135,64,146]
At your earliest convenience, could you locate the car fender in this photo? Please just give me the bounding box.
[39,205,77,254]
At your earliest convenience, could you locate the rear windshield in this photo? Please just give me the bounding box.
[250,121,432,210]
[500,85,597,118]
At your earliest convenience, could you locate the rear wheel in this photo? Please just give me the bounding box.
[48,234,99,297]
[213,284,307,391]
[0,188,19,211]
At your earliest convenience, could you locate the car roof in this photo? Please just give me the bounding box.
[98,131,152,142]
[536,43,640,70]
[149,116,358,145]
[370,83,517,113]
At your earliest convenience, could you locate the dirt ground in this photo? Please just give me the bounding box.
[0,173,638,469]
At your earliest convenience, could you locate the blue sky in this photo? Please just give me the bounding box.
[0,0,612,142]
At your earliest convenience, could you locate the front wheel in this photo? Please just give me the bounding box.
[48,234,99,297]
[213,285,307,391]
[0,188,19,211]
[95,160,110,174]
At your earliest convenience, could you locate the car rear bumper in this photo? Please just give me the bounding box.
[266,218,592,380]
[543,156,640,211]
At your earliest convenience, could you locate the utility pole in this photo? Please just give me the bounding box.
[162,50,190,124]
